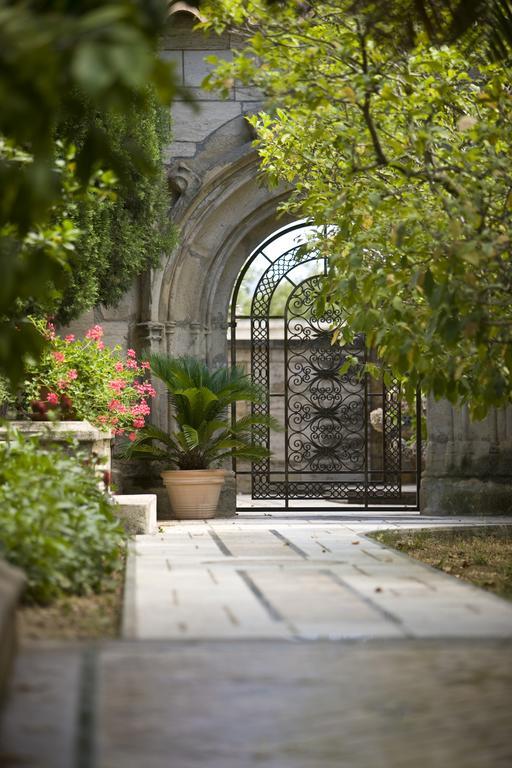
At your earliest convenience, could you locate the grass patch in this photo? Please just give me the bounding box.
[17,562,125,642]
[369,526,512,600]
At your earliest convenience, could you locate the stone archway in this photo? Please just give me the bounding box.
[142,144,292,434]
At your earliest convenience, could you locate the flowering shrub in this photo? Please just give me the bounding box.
[23,319,156,437]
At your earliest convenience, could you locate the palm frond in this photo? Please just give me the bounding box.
[181,424,200,450]
[121,443,173,461]
[231,413,283,433]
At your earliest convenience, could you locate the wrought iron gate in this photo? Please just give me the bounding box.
[231,223,421,510]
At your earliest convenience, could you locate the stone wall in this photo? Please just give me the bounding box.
[421,399,512,515]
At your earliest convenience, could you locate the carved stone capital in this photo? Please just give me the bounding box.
[137,322,165,348]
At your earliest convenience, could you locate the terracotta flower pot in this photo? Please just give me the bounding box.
[161,469,226,520]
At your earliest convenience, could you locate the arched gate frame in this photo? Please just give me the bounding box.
[230,223,422,510]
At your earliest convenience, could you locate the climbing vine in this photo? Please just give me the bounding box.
[55,91,176,323]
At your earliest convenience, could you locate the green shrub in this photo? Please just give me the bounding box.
[0,430,125,604]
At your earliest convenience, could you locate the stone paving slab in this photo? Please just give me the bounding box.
[125,519,512,641]
[0,644,84,768]
[94,640,512,768]
[3,640,511,768]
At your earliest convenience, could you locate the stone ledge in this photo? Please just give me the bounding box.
[113,495,158,535]
[0,420,112,443]
[0,421,113,474]
[0,559,25,702]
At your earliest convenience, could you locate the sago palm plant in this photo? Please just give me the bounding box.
[123,354,279,469]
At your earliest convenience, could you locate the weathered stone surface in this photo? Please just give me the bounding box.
[124,519,512,641]
[173,85,235,102]
[235,84,262,101]
[0,421,112,473]
[0,560,24,704]
[113,494,158,535]
[422,398,512,515]
[4,639,512,768]
[183,49,233,86]
[162,15,230,51]
[421,477,512,516]
[0,646,83,768]
[95,640,512,768]
[171,100,242,143]
[216,470,237,517]
[160,50,183,83]
[163,141,196,159]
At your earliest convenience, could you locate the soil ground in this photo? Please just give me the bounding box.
[369,525,512,600]
[16,566,124,642]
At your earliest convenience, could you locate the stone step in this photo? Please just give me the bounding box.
[112,494,157,535]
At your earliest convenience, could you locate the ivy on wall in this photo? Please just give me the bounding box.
[55,90,176,323]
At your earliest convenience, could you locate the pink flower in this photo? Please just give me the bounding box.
[128,432,137,442]
[109,379,126,392]
[135,382,157,398]
[97,341,105,350]
[114,428,125,436]
[114,362,124,373]
[125,358,138,370]
[52,351,65,363]
[108,399,121,411]
[85,324,103,341]
[67,369,78,381]
[57,379,67,389]
[141,361,150,370]
[47,392,59,405]
[133,417,145,429]
[97,415,108,425]
[132,400,151,416]
[64,334,75,343]
[127,348,136,358]
[46,321,56,340]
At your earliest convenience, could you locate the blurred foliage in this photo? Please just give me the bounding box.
[203,1,512,418]
[0,428,125,605]
[0,0,181,383]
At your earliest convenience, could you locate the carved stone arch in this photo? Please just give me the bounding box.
[147,144,291,429]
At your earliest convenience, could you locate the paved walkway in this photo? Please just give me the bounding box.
[2,513,512,768]
[124,516,512,640]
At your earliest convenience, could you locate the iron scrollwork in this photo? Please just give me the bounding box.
[234,226,419,507]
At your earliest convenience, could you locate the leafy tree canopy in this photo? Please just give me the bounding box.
[0,0,180,382]
[203,0,512,418]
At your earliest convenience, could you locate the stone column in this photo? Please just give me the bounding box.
[421,398,512,515]
[136,321,166,427]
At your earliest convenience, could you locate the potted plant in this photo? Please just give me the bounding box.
[123,355,278,519]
